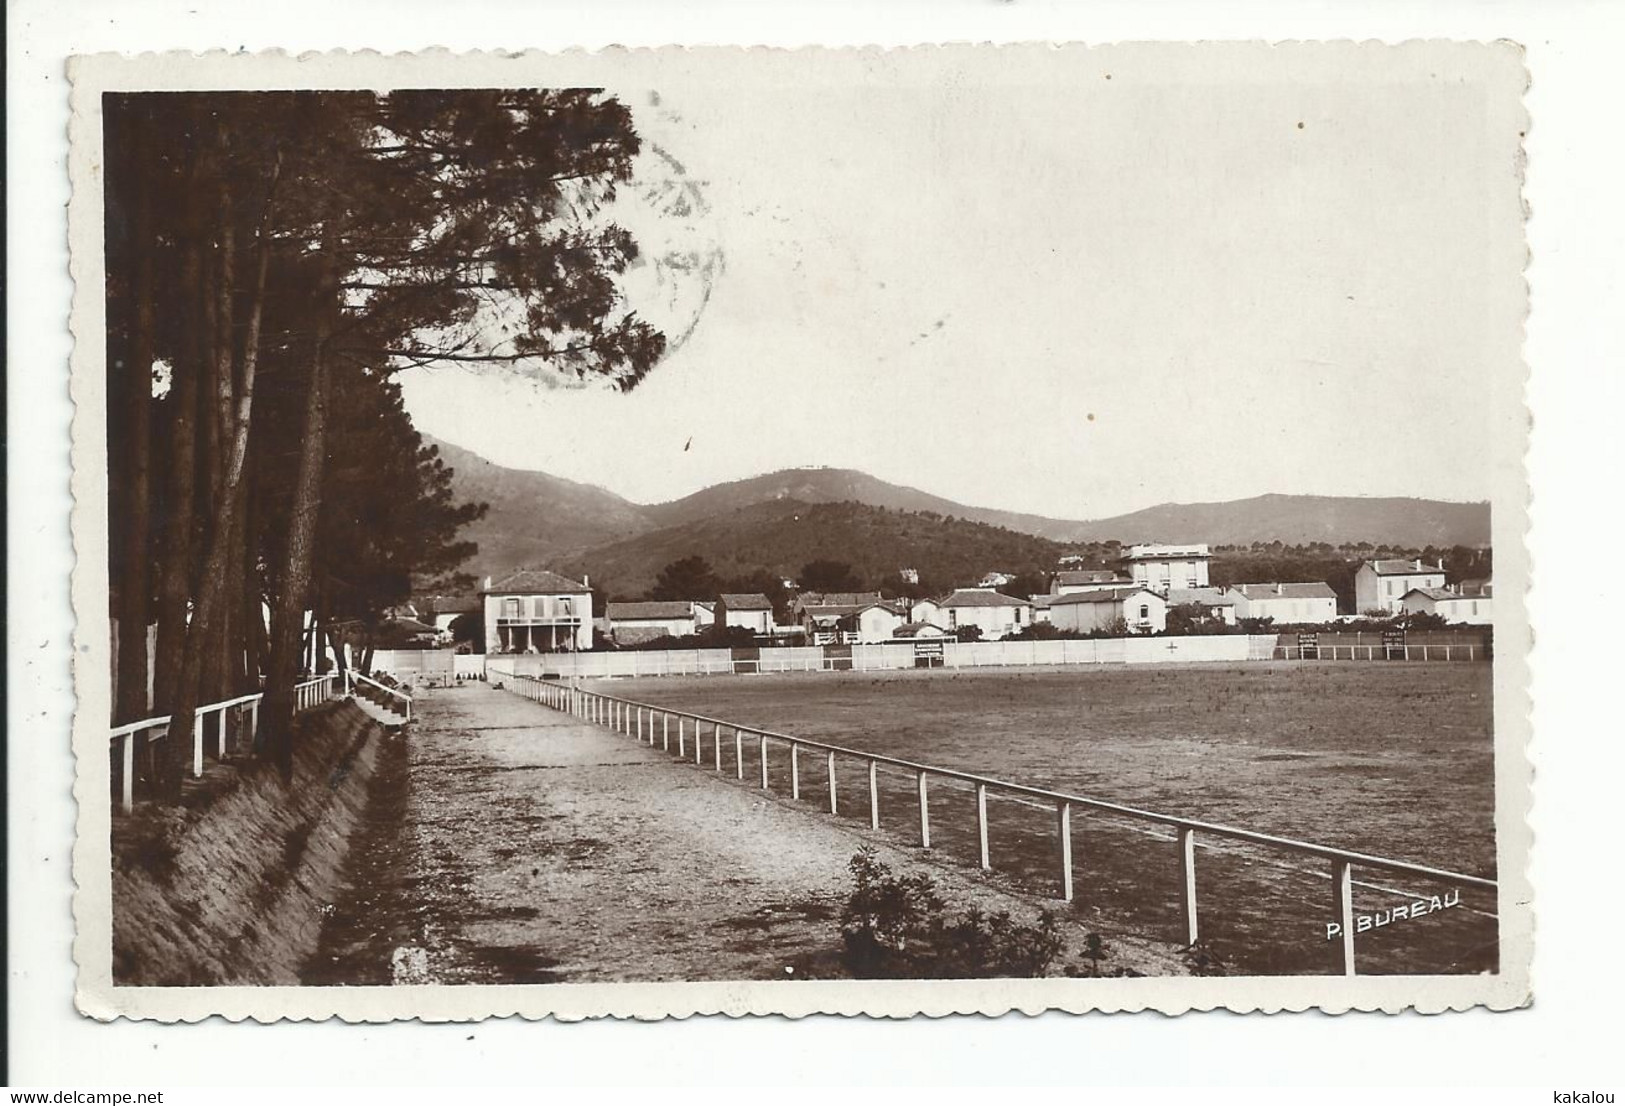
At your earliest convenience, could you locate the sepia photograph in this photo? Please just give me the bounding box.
[67,42,1531,1021]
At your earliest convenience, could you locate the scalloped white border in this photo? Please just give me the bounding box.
[66,41,1533,1022]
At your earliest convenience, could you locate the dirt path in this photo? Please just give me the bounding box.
[307,682,1191,984]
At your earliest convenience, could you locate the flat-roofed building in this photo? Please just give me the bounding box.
[1126,543,1212,594]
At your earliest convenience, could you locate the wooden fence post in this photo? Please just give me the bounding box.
[192,708,205,777]
[1178,826,1199,945]
[121,732,135,812]
[868,759,880,830]
[759,735,769,789]
[714,723,723,772]
[976,782,991,870]
[916,770,931,848]
[1331,859,1357,976]
[791,743,800,800]
[1056,800,1074,902]
[734,728,744,779]
[678,716,686,758]
[663,712,670,752]
[827,750,838,814]
[695,721,704,765]
[217,707,228,759]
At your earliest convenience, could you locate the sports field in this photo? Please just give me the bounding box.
[600,663,1498,976]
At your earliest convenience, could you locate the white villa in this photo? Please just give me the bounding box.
[1126,543,1212,594]
[1355,559,1447,615]
[1400,586,1493,625]
[925,588,1033,640]
[604,600,701,645]
[715,593,776,635]
[1225,582,1339,624]
[1048,586,1167,634]
[481,569,593,653]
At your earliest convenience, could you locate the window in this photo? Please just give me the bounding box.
[948,609,958,629]
[1139,605,1149,619]
[1015,607,1024,624]
[503,598,520,619]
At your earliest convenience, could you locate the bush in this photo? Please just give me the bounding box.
[839,848,1064,979]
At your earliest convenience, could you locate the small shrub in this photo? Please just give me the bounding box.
[839,848,1064,979]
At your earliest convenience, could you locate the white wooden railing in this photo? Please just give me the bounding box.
[346,669,414,722]
[110,673,338,813]
[500,673,1497,977]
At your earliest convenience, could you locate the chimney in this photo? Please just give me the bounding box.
[583,575,590,588]
[1277,583,1284,595]
[483,575,491,590]
[1413,559,1422,571]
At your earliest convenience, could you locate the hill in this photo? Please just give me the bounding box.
[556,500,1068,599]
[1074,493,1492,549]
[423,440,1492,581]
[422,437,654,576]
[642,467,1088,539]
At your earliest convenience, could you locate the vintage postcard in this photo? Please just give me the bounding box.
[68,42,1531,1022]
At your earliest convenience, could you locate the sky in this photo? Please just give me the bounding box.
[397,49,1524,521]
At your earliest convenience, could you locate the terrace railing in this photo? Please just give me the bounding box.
[499,672,1497,977]
[109,673,338,813]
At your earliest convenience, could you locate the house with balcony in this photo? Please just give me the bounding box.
[480,569,593,653]
[1049,586,1167,634]
[1126,543,1212,594]
[1354,559,1447,615]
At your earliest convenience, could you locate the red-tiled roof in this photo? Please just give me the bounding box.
[1230,583,1338,600]
[1402,586,1467,602]
[1364,559,1444,576]
[482,569,591,595]
[719,593,773,611]
[893,622,949,637]
[1054,570,1122,586]
[939,588,1030,609]
[1166,587,1235,607]
[795,591,881,609]
[606,601,697,621]
[1050,587,1153,606]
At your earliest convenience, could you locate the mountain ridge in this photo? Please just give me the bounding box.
[422,436,1491,580]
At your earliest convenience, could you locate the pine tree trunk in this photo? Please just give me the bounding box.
[262,301,333,778]
[114,175,157,724]
[151,245,203,717]
[152,217,274,799]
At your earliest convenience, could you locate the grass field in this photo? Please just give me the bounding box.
[597,663,1498,977]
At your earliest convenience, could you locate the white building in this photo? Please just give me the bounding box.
[716,593,775,635]
[481,569,593,653]
[1225,582,1339,624]
[1400,587,1493,625]
[604,601,700,645]
[1354,559,1446,615]
[932,588,1033,640]
[1049,587,1167,635]
[1126,543,1212,594]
